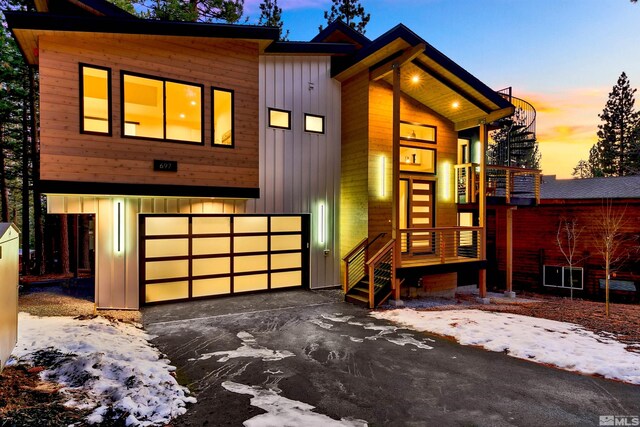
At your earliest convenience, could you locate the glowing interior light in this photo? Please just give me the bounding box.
[190,100,197,106]
[179,113,186,119]
[380,156,386,197]
[319,203,326,244]
[113,199,124,253]
[441,162,452,201]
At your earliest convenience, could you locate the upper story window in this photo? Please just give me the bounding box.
[400,121,436,143]
[122,72,203,144]
[80,64,111,135]
[400,121,437,174]
[304,113,325,134]
[268,108,291,130]
[212,87,234,147]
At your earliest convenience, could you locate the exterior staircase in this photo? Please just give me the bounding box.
[343,236,396,308]
[491,87,538,168]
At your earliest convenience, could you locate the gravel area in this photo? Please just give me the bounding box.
[19,285,140,323]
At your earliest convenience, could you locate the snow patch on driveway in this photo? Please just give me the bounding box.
[189,331,295,363]
[10,313,195,426]
[222,381,368,426]
[372,309,640,385]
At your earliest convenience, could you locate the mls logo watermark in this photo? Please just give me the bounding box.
[600,415,640,426]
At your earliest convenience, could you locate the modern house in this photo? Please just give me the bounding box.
[490,175,640,300]
[6,0,537,309]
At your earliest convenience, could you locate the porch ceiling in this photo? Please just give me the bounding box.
[380,57,513,130]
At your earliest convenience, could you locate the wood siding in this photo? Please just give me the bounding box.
[38,34,259,190]
[250,56,341,288]
[490,200,640,297]
[367,80,458,253]
[340,71,369,260]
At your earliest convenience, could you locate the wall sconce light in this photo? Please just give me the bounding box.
[114,198,124,253]
[380,156,386,198]
[441,162,452,201]
[318,202,326,244]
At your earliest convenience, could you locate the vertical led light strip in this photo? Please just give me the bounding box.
[319,203,326,244]
[380,156,386,198]
[441,162,451,201]
[114,199,124,253]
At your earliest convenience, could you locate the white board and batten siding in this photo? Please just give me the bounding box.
[47,196,247,309]
[249,56,341,291]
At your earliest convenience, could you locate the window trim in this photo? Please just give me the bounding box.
[120,70,205,145]
[304,113,325,134]
[399,121,437,144]
[543,265,584,290]
[211,86,235,149]
[79,63,112,136]
[268,107,292,130]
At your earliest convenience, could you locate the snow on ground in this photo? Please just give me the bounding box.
[222,381,368,427]
[372,309,640,385]
[10,312,196,426]
[188,331,295,362]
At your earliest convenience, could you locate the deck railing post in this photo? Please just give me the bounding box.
[368,263,375,309]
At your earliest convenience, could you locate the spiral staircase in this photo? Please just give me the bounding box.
[491,87,538,168]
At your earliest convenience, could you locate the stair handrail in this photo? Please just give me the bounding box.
[366,238,396,308]
[342,237,368,262]
[495,87,537,168]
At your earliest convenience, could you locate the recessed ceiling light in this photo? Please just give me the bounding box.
[411,75,420,84]
[179,113,186,119]
[452,101,460,109]
[190,101,197,106]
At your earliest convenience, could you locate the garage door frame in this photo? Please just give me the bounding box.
[139,213,310,305]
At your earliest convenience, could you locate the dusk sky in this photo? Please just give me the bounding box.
[242,0,640,178]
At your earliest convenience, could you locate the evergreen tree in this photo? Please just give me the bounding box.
[571,159,593,179]
[258,0,288,41]
[138,0,244,23]
[320,0,370,35]
[585,72,640,176]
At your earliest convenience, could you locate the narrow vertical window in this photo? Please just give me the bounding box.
[304,113,324,134]
[212,88,234,147]
[80,64,111,135]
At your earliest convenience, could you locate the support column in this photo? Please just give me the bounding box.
[505,206,517,298]
[478,123,488,299]
[391,64,402,303]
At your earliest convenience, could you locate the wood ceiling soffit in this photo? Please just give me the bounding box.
[411,58,492,114]
[370,43,426,81]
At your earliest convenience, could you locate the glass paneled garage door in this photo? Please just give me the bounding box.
[140,214,310,304]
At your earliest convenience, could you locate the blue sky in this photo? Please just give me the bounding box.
[244,0,640,177]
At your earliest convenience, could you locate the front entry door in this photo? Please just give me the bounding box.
[400,178,435,255]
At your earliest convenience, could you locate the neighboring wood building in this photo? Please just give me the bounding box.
[6,0,531,309]
[489,175,640,300]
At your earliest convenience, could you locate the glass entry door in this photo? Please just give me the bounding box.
[400,178,435,254]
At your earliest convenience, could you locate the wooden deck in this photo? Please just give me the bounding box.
[400,254,482,268]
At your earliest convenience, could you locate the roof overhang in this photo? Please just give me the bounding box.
[5,11,280,65]
[333,24,514,130]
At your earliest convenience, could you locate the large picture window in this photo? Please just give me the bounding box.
[80,64,111,135]
[212,88,234,147]
[122,72,203,144]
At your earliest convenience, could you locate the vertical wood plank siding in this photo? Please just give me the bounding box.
[250,56,341,289]
[38,34,259,189]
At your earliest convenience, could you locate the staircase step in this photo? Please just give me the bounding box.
[345,293,369,307]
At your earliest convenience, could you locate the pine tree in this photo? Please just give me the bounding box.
[586,72,640,176]
[320,0,370,35]
[258,0,288,41]
[138,0,244,23]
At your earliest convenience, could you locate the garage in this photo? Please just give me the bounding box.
[139,214,310,304]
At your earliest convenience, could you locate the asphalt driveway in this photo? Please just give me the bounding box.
[143,290,640,426]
